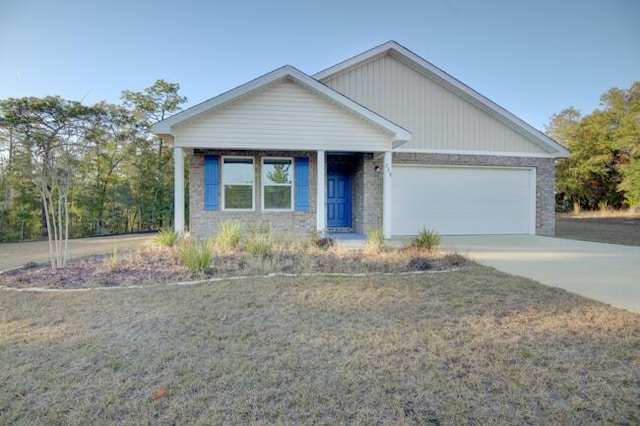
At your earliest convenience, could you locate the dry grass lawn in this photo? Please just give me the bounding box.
[1,266,639,425]
[556,211,640,247]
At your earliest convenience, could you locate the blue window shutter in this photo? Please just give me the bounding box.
[204,155,219,210]
[294,157,310,212]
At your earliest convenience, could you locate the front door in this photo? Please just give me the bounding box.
[327,171,352,228]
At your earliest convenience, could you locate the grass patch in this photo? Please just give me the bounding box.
[365,228,386,253]
[213,221,243,250]
[1,269,638,424]
[153,228,180,247]
[176,239,212,273]
[406,227,441,252]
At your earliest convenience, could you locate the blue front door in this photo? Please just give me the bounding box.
[327,171,352,228]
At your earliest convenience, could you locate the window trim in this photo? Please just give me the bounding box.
[262,157,294,211]
[222,155,255,211]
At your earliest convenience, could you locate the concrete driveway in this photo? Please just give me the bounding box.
[0,234,155,271]
[442,235,640,314]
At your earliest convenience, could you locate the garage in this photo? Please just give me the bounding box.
[392,165,535,235]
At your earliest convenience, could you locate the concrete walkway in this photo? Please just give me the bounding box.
[441,235,640,314]
[0,234,155,271]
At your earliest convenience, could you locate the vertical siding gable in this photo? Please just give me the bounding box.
[323,54,547,154]
[173,80,394,151]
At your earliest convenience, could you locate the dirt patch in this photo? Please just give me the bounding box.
[0,245,463,290]
[555,215,640,247]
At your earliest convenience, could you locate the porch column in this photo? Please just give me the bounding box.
[174,146,185,235]
[316,150,326,234]
[383,151,392,238]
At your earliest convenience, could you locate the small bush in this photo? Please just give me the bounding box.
[246,234,273,259]
[440,252,467,267]
[365,228,386,253]
[105,246,121,273]
[406,228,441,252]
[315,237,335,251]
[154,228,179,247]
[177,239,212,273]
[214,221,243,250]
[247,223,271,238]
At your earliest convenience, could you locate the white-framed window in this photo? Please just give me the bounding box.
[222,156,254,210]
[262,157,293,211]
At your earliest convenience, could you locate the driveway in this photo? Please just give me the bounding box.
[441,235,640,314]
[0,234,155,271]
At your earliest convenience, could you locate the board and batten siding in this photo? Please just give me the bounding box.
[321,54,548,155]
[173,79,394,152]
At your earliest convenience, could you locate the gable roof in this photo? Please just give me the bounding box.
[152,65,411,146]
[314,41,569,157]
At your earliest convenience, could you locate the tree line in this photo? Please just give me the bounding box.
[0,80,187,245]
[1,80,638,247]
[547,81,640,211]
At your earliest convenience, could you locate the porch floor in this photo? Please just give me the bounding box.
[329,232,366,249]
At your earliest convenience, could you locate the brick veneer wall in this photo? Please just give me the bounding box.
[189,150,317,239]
[392,152,556,236]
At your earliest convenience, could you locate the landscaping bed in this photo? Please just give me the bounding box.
[0,242,465,290]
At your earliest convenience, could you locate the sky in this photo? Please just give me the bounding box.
[0,0,638,131]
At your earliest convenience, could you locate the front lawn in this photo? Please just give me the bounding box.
[1,266,638,424]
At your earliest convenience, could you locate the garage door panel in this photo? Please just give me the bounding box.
[392,166,534,235]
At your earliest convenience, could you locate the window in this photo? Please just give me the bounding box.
[263,158,293,210]
[223,157,254,210]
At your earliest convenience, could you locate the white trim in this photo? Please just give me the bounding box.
[314,41,569,158]
[152,66,411,147]
[382,151,392,238]
[221,156,255,211]
[261,157,294,212]
[316,150,326,233]
[173,146,185,235]
[393,147,561,159]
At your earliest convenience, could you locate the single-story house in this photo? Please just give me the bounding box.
[152,41,569,239]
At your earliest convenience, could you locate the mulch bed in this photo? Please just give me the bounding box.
[0,246,466,290]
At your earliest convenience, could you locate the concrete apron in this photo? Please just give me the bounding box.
[440,235,640,314]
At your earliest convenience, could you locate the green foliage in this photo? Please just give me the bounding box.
[365,228,386,253]
[406,228,441,252]
[177,239,212,273]
[618,158,640,207]
[214,221,243,250]
[549,82,640,210]
[154,228,180,247]
[0,79,187,243]
[246,233,273,259]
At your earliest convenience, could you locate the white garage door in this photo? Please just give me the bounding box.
[392,165,535,235]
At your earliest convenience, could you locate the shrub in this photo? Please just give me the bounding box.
[365,228,386,253]
[214,221,243,250]
[246,233,273,259]
[247,223,271,238]
[406,228,441,252]
[154,228,179,247]
[177,239,212,273]
[104,246,121,273]
[310,230,334,251]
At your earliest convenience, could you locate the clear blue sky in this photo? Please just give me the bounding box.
[1,0,638,131]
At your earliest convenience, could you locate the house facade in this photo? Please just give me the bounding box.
[152,41,568,238]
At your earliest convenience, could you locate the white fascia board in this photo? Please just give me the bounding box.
[152,65,411,146]
[393,148,564,159]
[314,41,569,158]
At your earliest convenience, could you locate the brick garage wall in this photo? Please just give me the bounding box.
[393,152,556,236]
[189,150,317,239]
[362,154,384,232]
